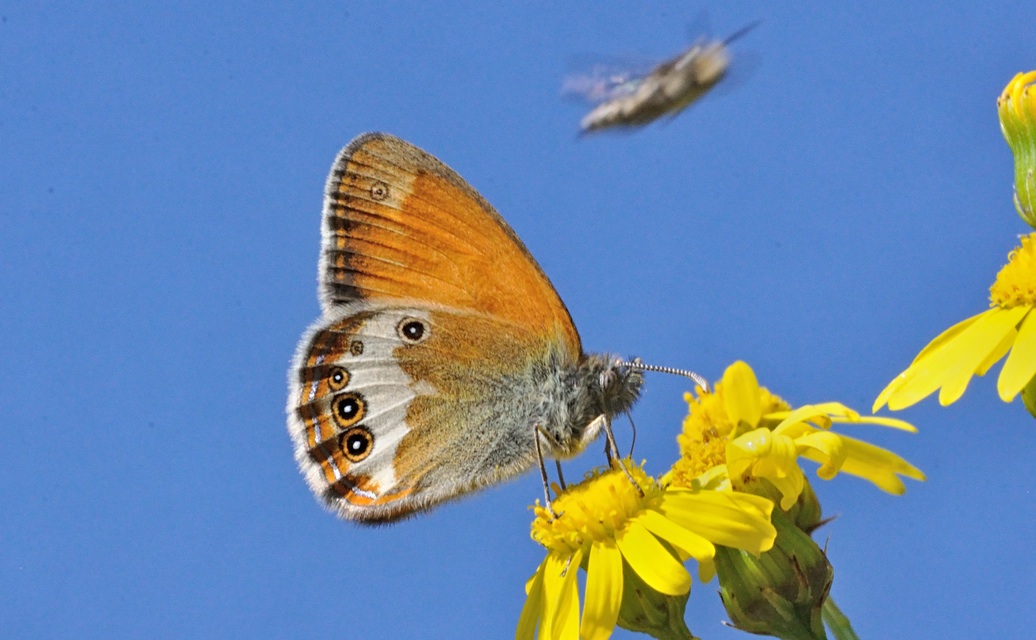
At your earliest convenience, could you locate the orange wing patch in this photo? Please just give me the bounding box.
[389,310,558,492]
[320,133,581,354]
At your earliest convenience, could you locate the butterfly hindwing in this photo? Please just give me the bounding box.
[288,301,568,523]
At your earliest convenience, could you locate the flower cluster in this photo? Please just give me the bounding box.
[876,72,1036,418]
[513,70,1030,640]
[672,361,923,509]
[518,361,923,639]
[517,457,775,640]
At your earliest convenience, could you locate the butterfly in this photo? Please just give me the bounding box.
[287,133,644,523]
[566,21,759,133]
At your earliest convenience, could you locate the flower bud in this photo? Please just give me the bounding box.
[715,509,833,640]
[616,551,699,640]
[998,71,1036,228]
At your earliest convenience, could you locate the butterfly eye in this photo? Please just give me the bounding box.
[339,426,373,463]
[397,317,429,343]
[328,367,350,391]
[331,393,366,428]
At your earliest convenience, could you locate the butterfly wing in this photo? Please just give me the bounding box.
[318,133,580,350]
[289,303,572,523]
[289,133,585,522]
[562,64,646,105]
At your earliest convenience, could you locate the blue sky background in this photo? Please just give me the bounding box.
[3,2,1035,638]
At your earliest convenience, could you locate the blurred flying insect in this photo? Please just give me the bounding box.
[565,21,760,134]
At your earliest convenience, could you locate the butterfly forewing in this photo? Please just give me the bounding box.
[319,133,581,352]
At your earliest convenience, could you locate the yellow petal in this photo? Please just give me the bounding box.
[872,377,899,413]
[936,307,1028,405]
[770,401,857,420]
[999,308,1036,400]
[830,415,918,433]
[772,405,832,435]
[727,429,803,508]
[884,308,1025,410]
[758,468,805,511]
[911,313,986,363]
[727,426,773,460]
[659,490,776,555]
[975,327,1015,376]
[803,402,860,419]
[698,557,716,583]
[614,521,691,595]
[794,430,847,480]
[872,310,991,411]
[539,553,574,640]
[686,464,732,491]
[539,555,563,640]
[800,433,925,494]
[580,541,623,640]
[637,508,714,561]
[723,361,762,428]
[553,549,583,640]
[789,403,918,432]
[516,560,547,640]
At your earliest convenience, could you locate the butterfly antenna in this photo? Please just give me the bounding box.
[621,360,711,393]
[723,19,762,46]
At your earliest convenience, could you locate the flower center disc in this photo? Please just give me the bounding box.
[990,233,1036,307]
[530,461,661,555]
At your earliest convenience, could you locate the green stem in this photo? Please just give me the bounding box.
[822,597,859,640]
[641,622,699,640]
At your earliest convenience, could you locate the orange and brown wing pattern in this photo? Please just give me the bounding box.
[318,133,581,354]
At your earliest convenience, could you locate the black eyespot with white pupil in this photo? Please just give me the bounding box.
[331,393,366,428]
[340,427,373,462]
[398,317,428,343]
[328,366,349,391]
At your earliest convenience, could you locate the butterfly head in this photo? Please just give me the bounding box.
[542,353,643,458]
[591,354,645,416]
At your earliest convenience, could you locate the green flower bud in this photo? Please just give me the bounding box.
[998,71,1036,229]
[715,509,834,640]
[616,546,699,640]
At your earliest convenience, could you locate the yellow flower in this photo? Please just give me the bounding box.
[668,362,922,638]
[998,71,1036,228]
[874,233,1036,414]
[516,459,776,640]
[671,361,924,511]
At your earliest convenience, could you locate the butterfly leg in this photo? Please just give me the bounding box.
[597,414,645,497]
[554,459,567,491]
[534,425,562,518]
